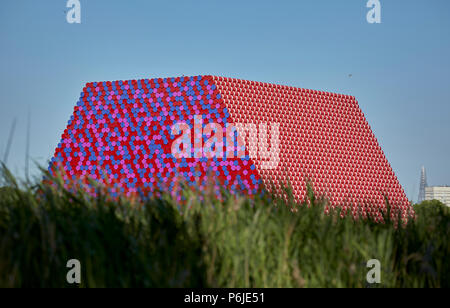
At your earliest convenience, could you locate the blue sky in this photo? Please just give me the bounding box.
[0,0,449,201]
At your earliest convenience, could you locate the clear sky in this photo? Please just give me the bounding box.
[1,0,449,202]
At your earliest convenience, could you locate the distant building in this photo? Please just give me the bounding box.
[425,186,450,207]
[418,166,427,203]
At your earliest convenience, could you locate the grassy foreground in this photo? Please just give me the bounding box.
[0,167,448,288]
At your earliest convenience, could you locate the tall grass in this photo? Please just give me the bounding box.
[0,165,448,288]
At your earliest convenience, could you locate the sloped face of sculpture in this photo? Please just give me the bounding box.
[50,75,412,221]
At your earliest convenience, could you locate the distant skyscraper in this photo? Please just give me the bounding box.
[418,166,428,203]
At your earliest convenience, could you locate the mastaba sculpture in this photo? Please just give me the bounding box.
[50,75,413,222]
